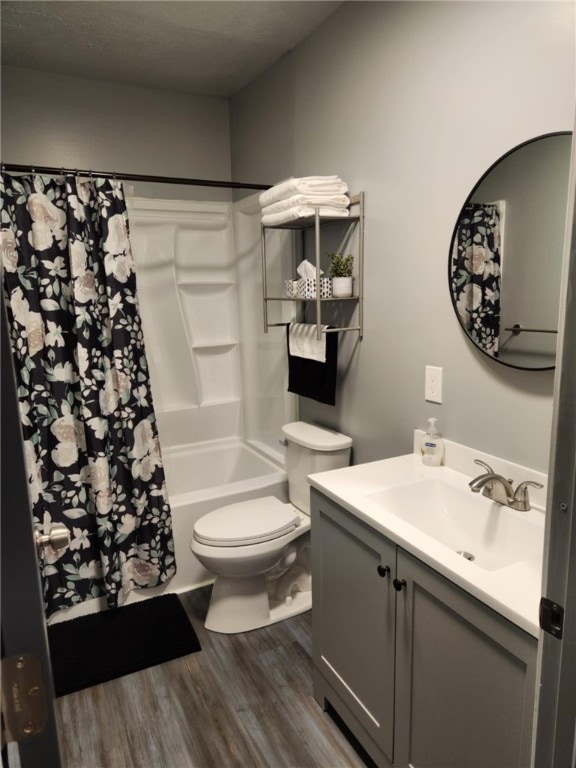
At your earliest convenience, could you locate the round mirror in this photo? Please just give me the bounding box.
[449,132,572,370]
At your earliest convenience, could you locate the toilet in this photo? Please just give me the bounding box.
[190,421,352,633]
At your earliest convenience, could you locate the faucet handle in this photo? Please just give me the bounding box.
[513,480,544,510]
[514,480,544,496]
[473,459,495,474]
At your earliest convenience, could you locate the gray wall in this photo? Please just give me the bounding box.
[231,1,575,472]
[1,65,232,200]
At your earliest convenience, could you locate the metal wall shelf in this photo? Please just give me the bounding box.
[261,192,365,340]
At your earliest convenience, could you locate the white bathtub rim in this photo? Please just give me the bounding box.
[168,470,287,510]
[162,435,284,468]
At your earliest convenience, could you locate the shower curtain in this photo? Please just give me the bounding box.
[450,202,502,355]
[1,173,176,617]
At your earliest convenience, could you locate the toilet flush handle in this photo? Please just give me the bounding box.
[279,438,288,447]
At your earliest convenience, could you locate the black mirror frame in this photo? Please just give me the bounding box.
[448,131,571,372]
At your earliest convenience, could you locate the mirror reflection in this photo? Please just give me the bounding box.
[449,133,572,370]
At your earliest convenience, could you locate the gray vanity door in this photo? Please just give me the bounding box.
[394,549,537,768]
[311,489,396,767]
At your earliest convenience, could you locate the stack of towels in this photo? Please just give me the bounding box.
[260,176,350,226]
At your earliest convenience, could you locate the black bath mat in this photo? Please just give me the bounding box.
[47,594,201,697]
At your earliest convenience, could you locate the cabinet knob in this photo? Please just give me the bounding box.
[393,578,407,592]
[377,565,390,578]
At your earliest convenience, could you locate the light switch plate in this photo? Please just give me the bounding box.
[425,365,443,403]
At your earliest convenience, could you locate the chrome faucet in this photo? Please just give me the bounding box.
[469,460,543,511]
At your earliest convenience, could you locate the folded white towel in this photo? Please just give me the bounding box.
[262,206,350,227]
[259,176,349,208]
[262,194,350,215]
[289,323,327,363]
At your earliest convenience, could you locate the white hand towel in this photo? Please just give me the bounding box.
[262,206,349,227]
[289,323,327,362]
[259,176,349,208]
[262,194,350,215]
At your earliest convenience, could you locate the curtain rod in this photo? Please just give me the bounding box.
[1,163,271,191]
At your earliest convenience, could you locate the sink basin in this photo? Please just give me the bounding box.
[367,479,543,571]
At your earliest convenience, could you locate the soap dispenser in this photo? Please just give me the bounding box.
[421,417,444,466]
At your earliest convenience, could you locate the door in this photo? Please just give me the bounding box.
[533,122,576,766]
[311,489,396,767]
[1,295,62,768]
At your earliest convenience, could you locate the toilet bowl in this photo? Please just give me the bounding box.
[191,497,311,633]
[190,422,352,634]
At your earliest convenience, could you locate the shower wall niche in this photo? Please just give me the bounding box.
[128,196,295,455]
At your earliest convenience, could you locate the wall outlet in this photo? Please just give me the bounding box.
[425,365,443,403]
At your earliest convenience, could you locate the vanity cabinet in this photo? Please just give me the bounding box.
[311,489,538,768]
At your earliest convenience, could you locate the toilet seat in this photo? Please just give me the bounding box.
[193,496,301,547]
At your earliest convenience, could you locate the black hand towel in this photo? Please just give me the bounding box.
[287,326,338,405]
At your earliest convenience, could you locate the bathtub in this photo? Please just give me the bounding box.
[48,438,287,625]
[162,438,288,593]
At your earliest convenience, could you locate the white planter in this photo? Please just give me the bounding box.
[331,276,354,298]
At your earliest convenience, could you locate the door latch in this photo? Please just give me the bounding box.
[539,597,564,639]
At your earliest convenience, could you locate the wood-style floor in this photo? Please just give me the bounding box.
[55,587,373,768]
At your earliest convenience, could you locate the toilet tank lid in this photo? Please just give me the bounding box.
[282,421,352,451]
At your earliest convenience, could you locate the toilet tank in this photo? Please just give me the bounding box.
[281,422,352,514]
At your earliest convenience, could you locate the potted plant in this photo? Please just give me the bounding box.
[328,252,354,297]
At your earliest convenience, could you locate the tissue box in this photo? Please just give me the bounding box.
[296,279,316,298]
[283,280,299,298]
[296,278,332,299]
[320,278,332,298]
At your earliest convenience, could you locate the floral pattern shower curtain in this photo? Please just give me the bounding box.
[1,173,176,617]
[450,203,502,355]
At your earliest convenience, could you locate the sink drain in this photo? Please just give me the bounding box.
[457,550,475,562]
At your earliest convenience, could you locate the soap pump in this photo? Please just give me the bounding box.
[421,417,444,467]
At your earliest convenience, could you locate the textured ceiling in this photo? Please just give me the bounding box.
[1,1,342,97]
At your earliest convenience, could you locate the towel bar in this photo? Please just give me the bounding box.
[504,325,558,334]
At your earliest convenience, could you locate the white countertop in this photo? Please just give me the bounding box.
[309,439,546,638]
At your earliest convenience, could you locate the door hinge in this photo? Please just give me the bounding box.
[539,597,564,639]
[1,654,47,746]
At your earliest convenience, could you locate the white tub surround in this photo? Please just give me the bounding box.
[309,433,546,637]
[128,195,296,455]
